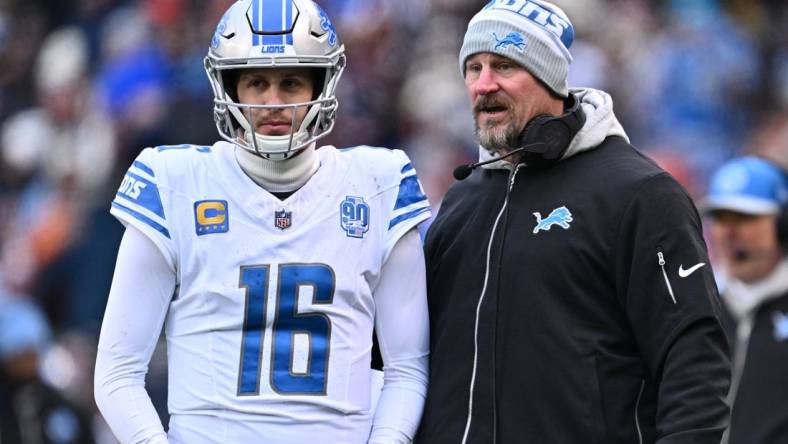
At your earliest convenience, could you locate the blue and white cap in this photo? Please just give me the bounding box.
[459,0,575,97]
[704,156,788,215]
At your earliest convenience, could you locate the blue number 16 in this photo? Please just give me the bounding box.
[237,263,335,396]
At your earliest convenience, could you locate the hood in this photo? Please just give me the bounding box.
[479,87,628,170]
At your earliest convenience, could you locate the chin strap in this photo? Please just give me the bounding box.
[233,142,319,193]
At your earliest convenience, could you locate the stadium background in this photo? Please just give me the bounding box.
[0,0,786,441]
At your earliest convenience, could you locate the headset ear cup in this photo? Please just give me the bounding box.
[519,115,551,147]
[516,92,586,168]
[539,120,573,162]
[777,204,788,254]
[518,116,571,167]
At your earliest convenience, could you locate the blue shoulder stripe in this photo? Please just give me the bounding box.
[156,144,211,153]
[401,163,414,173]
[112,202,171,239]
[133,161,154,177]
[394,175,428,210]
[115,171,165,218]
[389,206,430,230]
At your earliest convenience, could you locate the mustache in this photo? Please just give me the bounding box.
[473,95,511,114]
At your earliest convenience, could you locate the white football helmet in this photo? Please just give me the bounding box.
[205,0,345,160]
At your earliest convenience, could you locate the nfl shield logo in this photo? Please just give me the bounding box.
[274,209,292,230]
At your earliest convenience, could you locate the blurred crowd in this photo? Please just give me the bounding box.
[0,0,786,442]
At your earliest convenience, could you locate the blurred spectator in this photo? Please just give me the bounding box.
[0,26,116,297]
[0,294,97,444]
[96,6,170,151]
[629,0,761,176]
[396,12,474,208]
[555,0,614,91]
[144,0,225,146]
[703,156,788,444]
[748,110,788,170]
[0,1,48,120]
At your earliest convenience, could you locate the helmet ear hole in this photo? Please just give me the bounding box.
[311,68,326,101]
[223,70,240,103]
[219,70,242,131]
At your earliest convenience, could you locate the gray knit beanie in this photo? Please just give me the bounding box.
[459,0,574,97]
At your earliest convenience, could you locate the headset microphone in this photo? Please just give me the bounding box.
[732,248,781,263]
[734,249,751,262]
[452,144,543,181]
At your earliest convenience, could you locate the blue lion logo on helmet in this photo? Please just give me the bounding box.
[211,9,232,49]
[493,32,526,51]
[314,4,338,47]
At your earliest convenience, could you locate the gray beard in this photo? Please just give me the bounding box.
[475,118,520,154]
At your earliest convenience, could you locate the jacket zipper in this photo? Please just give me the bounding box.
[634,379,645,444]
[462,165,522,444]
[721,316,754,444]
[657,250,676,304]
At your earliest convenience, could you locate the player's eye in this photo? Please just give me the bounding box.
[282,78,301,89]
[243,77,266,89]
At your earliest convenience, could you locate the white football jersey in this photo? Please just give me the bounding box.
[110,142,430,443]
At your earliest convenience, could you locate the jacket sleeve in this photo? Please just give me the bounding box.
[615,172,730,443]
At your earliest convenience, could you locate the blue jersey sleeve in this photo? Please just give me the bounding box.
[110,148,176,270]
[383,150,431,261]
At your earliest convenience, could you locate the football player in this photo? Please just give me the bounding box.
[94,1,430,443]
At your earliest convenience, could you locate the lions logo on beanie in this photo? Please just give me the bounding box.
[460,0,575,97]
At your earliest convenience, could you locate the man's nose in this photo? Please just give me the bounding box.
[263,88,286,106]
[724,225,744,244]
[473,66,501,96]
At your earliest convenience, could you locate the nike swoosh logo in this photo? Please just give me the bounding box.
[678,263,706,278]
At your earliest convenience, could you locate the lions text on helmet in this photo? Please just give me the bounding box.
[205,0,345,160]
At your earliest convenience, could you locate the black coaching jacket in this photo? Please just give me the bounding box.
[720,263,788,444]
[416,125,731,442]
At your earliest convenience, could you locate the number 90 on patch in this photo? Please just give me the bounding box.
[340,196,369,239]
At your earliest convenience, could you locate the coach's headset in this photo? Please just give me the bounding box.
[776,167,788,255]
[725,159,788,262]
[732,198,788,263]
[778,205,788,255]
[453,91,586,180]
[751,159,788,257]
